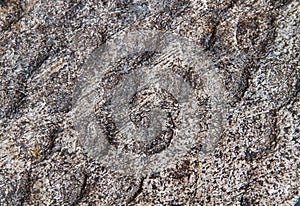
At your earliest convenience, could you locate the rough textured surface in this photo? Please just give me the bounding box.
[0,0,299,205]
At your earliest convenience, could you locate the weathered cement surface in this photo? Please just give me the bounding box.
[0,0,299,205]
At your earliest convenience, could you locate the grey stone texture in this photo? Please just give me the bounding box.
[0,0,299,205]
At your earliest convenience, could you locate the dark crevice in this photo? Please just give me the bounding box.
[236,171,270,205]
[240,195,254,206]
[258,13,277,56]
[19,169,32,206]
[267,109,280,151]
[168,0,191,18]
[65,0,84,21]
[42,126,63,160]
[0,1,26,33]
[190,162,199,203]
[2,45,55,122]
[31,126,63,165]
[0,45,58,126]
[244,109,280,162]
[278,77,300,110]
[1,11,24,33]
[47,127,62,155]
[3,89,27,119]
[126,176,145,204]
[172,2,190,18]
[71,172,89,206]
[244,149,257,162]
[1,13,22,32]
[203,0,239,52]
[203,19,219,51]
[231,67,251,106]
[26,45,54,80]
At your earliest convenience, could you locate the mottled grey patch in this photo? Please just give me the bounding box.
[72,30,225,175]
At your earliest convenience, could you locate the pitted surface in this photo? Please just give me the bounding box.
[73,31,225,175]
[0,0,299,205]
